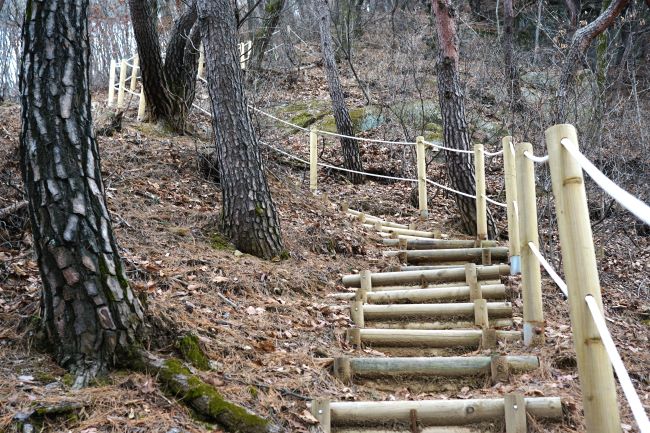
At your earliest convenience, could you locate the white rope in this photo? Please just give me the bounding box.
[425,178,506,208]
[561,138,650,226]
[423,139,474,154]
[250,107,311,132]
[527,242,568,298]
[260,141,419,183]
[192,103,212,117]
[585,295,650,433]
[524,150,549,164]
[313,128,416,146]
[484,148,504,156]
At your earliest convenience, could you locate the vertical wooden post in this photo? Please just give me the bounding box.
[504,394,527,433]
[515,142,544,347]
[474,298,489,328]
[502,136,520,274]
[198,44,205,78]
[357,270,372,302]
[311,399,331,433]
[350,300,364,327]
[130,55,139,92]
[333,357,352,383]
[117,59,128,109]
[545,124,621,433]
[107,59,116,107]
[416,136,428,218]
[310,129,318,193]
[474,143,488,241]
[341,201,349,213]
[137,88,146,121]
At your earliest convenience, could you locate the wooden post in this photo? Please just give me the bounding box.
[311,399,331,433]
[341,201,349,213]
[481,240,492,265]
[474,143,488,241]
[198,44,205,78]
[502,136,520,274]
[117,59,128,109]
[333,357,352,383]
[515,142,544,347]
[137,88,146,121]
[416,136,428,218]
[357,270,371,302]
[310,129,318,192]
[474,299,489,328]
[490,355,510,383]
[504,394,527,433]
[465,263,481,301]
[107,59,116,107]
[545,124,620,433]
[350,300,364,327]
[130,55,139,92]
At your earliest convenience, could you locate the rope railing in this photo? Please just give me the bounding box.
[561,138,650,226]
[527,242,568,298]
[523,150,549,164]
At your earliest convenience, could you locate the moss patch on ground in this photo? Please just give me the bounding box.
[177,334,210,371]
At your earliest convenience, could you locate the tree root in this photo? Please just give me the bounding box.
[137,351,280,433]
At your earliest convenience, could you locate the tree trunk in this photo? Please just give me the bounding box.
[127,0,200,133]
[555,0,630,123]
[197,0,284,259]
[314,0,364,184]
[431,0,496,238]
[249,0,286,73]
[502,0,522,109]
[20,0,144,386]
[563,0,581,30]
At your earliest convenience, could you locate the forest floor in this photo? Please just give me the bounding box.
[1,61,649,432]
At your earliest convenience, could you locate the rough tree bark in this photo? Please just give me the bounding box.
[314,0,364,184]
[503,0,522,109]
[197,0,284,259]
[127,0,200,133]
[555,0,631,123]
[20,0,144,386]
[249,0,286,73]
[431,0,496,238]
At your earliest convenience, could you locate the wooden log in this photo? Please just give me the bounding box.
[331,284,506,303]
[384,247,508,264]
[382,238,498,249]
[502,136,521,274]
[346,209,409,228]
[310,129,318,192]
[364,224,436,238]
[417,136,428,218]
[515,142,544,347]
[342,265,509,288]
[378,232,438,241]
[546,124,620,432]
[362,302,512,320]
[335,428,481,433]
[474,143,488,240]
[348,329,521,348]
[326,397,562,425]
[117,58,127,108]
[365,280,502,292]
[368,318,514,330]
[334,355,538,379]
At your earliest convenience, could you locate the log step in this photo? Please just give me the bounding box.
[310,397,562,430]
[382,238,497,250]
[358,280,502,292]
[364,224,436,238]
[359,302,513,320]
[329,283,507,303]
[332,355,539,380]
[346,328,521,348]
[383,247,509,264]
[342,265,510,287]
[368,318,514,330]
[346,210,409,229]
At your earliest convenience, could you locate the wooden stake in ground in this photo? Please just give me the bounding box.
[416,136,428,218]
[502,136,520,274]
[545,124,620,433]
[515,142,544,346]
[310,129,318,192]
[474,143,488,240]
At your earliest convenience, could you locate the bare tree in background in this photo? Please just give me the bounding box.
[314,0,364,184]
[20,0,144,386]
[555,0,631,123]
[503,0,522,109]
[431,0,496,237]
[198,0,284,259]
[249,0,286,74]
[127,0,201,133]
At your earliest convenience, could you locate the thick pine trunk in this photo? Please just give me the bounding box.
[127,1,200,133]
[249,0,286,73]
[20,0,144,385]
[431,0,496,238]
[197,0,284,260]
[314,0,364,184]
